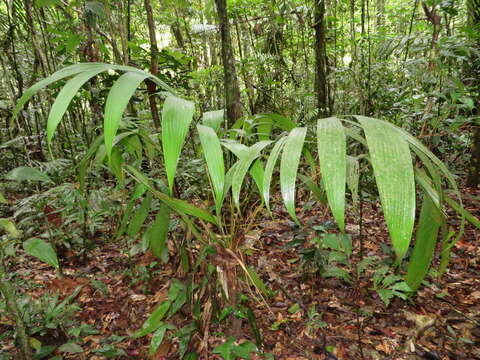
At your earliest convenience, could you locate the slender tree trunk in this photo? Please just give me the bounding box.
[376,0,385,28]
[0,258,32,360]
[215,0,243,124]
[23,0,47,80]
[144,0,160,129]
[466,0,480,187]
[313,0,329,116]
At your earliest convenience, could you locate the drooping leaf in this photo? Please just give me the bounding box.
[13,63,109,121]
[280,127,307,223]
[357,116,415,260]
[104,72,148,159]
[202,109,224,132]
[5,166,53,183]
[125,166,218,225]
[221,141,266,196]
[149,322,176,355]
[116,184,147,238]
[127,192,152,237]
[381,119,465,247]
[0,219,20,238]
[23,238,59,269]
[144,205,171,262]
[262,137,286,212]
[161,96,195,194]
[444,196,480,230]
[406,194,443,291]
[317,118,346,231]
[47,69,105,146]
[197,125,225,215]
[132,301,171,338]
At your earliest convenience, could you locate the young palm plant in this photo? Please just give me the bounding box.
[12,63,477,357]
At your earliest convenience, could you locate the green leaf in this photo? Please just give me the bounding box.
[231,141,272,210]
[381,119,465,251]
[444,196,480,230]
[144,205,171,262]
[23,238,59,269]
[161,95,195,194]
[0,219,20,238]
[322,266,351,283]
[5,167,53,183]
[127,192,152,237]
[246,266,274,298]
[357,116,415,260]
[406,195,443,291]
[125,166,218,225]
[202,109,224,132]
[233,341,257,359]
[132,301,171,338]
[317,118,346,231]
[280,127,307,223]
[78,135,104,192]
[104,72,148,159]
[377,289,394,306]
[263,137,286,212]
[148,322,176,355]
[0,192,6,204]
[197,125,225,215]
[13,63,109,121]
[213,338,236,360]
[58,342,83,353]
[47,69,105,146]
[221,141,265,195]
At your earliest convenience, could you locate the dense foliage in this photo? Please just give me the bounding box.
[0,0,479,359]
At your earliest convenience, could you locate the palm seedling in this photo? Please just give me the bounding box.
[11,62,480,356]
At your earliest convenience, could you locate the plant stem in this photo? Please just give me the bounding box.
[0,257,32,359]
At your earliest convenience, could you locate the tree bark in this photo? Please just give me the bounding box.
[313,0,329,116]
[215,0,243,124]
[466,0,480,187]
[144,0,161,130]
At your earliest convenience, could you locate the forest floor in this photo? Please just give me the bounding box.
[1,187,479,360]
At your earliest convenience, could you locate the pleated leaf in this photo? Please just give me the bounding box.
[23,238,59,270]
[231,141,272,209]
[202,109,224,132]
[104,72,148,159]
[221,141,265,196]
[317,118,346,231]
[161,95,195,194]
[197,125,225,215]
[406,194,443,291]
[262,136,287,212]
[358,116,415,260]
[5,166,53,183]
[47,68,105,146]
[280,127,307,223]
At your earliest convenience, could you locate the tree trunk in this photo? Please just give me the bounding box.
[466,0,480,187]
[144,0,161,130]
[215,0,243,125]
[313,0,329,116]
